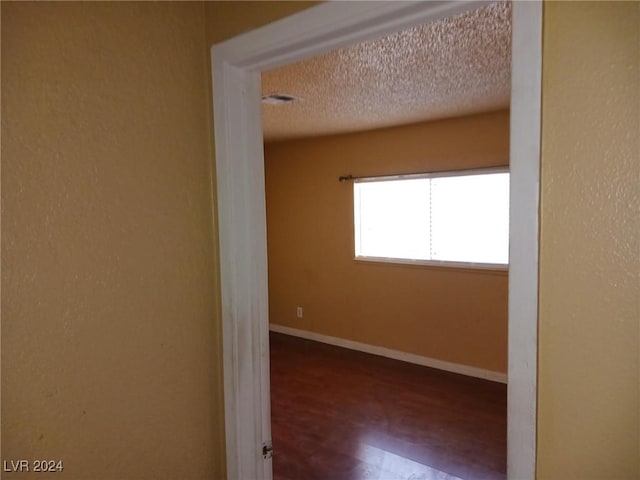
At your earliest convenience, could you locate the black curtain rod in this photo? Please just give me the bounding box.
[338,166,509,183]
[338,172,416,182]
[338,175,356,182]
[339,172,428,183]
[339,173,419,183]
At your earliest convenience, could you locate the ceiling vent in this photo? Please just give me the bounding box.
[261,93,298,105]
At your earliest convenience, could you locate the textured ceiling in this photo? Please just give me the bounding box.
[261,1,511,141]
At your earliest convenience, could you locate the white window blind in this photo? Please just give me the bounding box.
[353,169,509,267]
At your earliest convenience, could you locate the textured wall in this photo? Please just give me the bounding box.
[265,111,509,374]
[538,2,640,478]
[1,2,224,478]
[205,1,320,45]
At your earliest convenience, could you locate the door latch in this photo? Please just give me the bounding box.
[262,441,273,459]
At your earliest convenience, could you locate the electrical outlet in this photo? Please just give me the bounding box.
[296,306,303,318]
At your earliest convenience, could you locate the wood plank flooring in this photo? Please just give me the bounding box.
[270,332,506,480]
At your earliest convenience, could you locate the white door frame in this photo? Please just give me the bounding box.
[210,2,542,479]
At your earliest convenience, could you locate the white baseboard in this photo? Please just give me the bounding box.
[269,324,508,384]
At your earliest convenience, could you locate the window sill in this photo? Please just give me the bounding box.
[354,256,509,274]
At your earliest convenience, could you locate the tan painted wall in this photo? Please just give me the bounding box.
[1,2,224,478]
[265,111,510,374]
[537,2,640,478]
[2,1,321,479]
[205,1,320,46]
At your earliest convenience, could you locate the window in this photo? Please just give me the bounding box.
[353,168,509,268]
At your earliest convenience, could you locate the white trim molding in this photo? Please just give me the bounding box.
[214,1,493,72]
[508,2,542,479]
[211,58,270,480]
[211,2,541,479]
[270,324,508,384]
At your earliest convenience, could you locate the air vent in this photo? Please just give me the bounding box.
[261,93,298,105]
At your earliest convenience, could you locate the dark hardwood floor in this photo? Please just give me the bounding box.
[270,332,506,480]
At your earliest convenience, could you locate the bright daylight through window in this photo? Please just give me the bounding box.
[354,169,509,267]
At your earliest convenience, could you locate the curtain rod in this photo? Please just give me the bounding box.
[338,166,509,183]
[338,173,423,183]
[338,173,410,182]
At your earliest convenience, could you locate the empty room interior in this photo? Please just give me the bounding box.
[3,0,638,478]
[262,3,511,479]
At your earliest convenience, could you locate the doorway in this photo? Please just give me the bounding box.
[210,2,541,479]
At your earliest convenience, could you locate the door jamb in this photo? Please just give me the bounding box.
[210,2,542,479]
